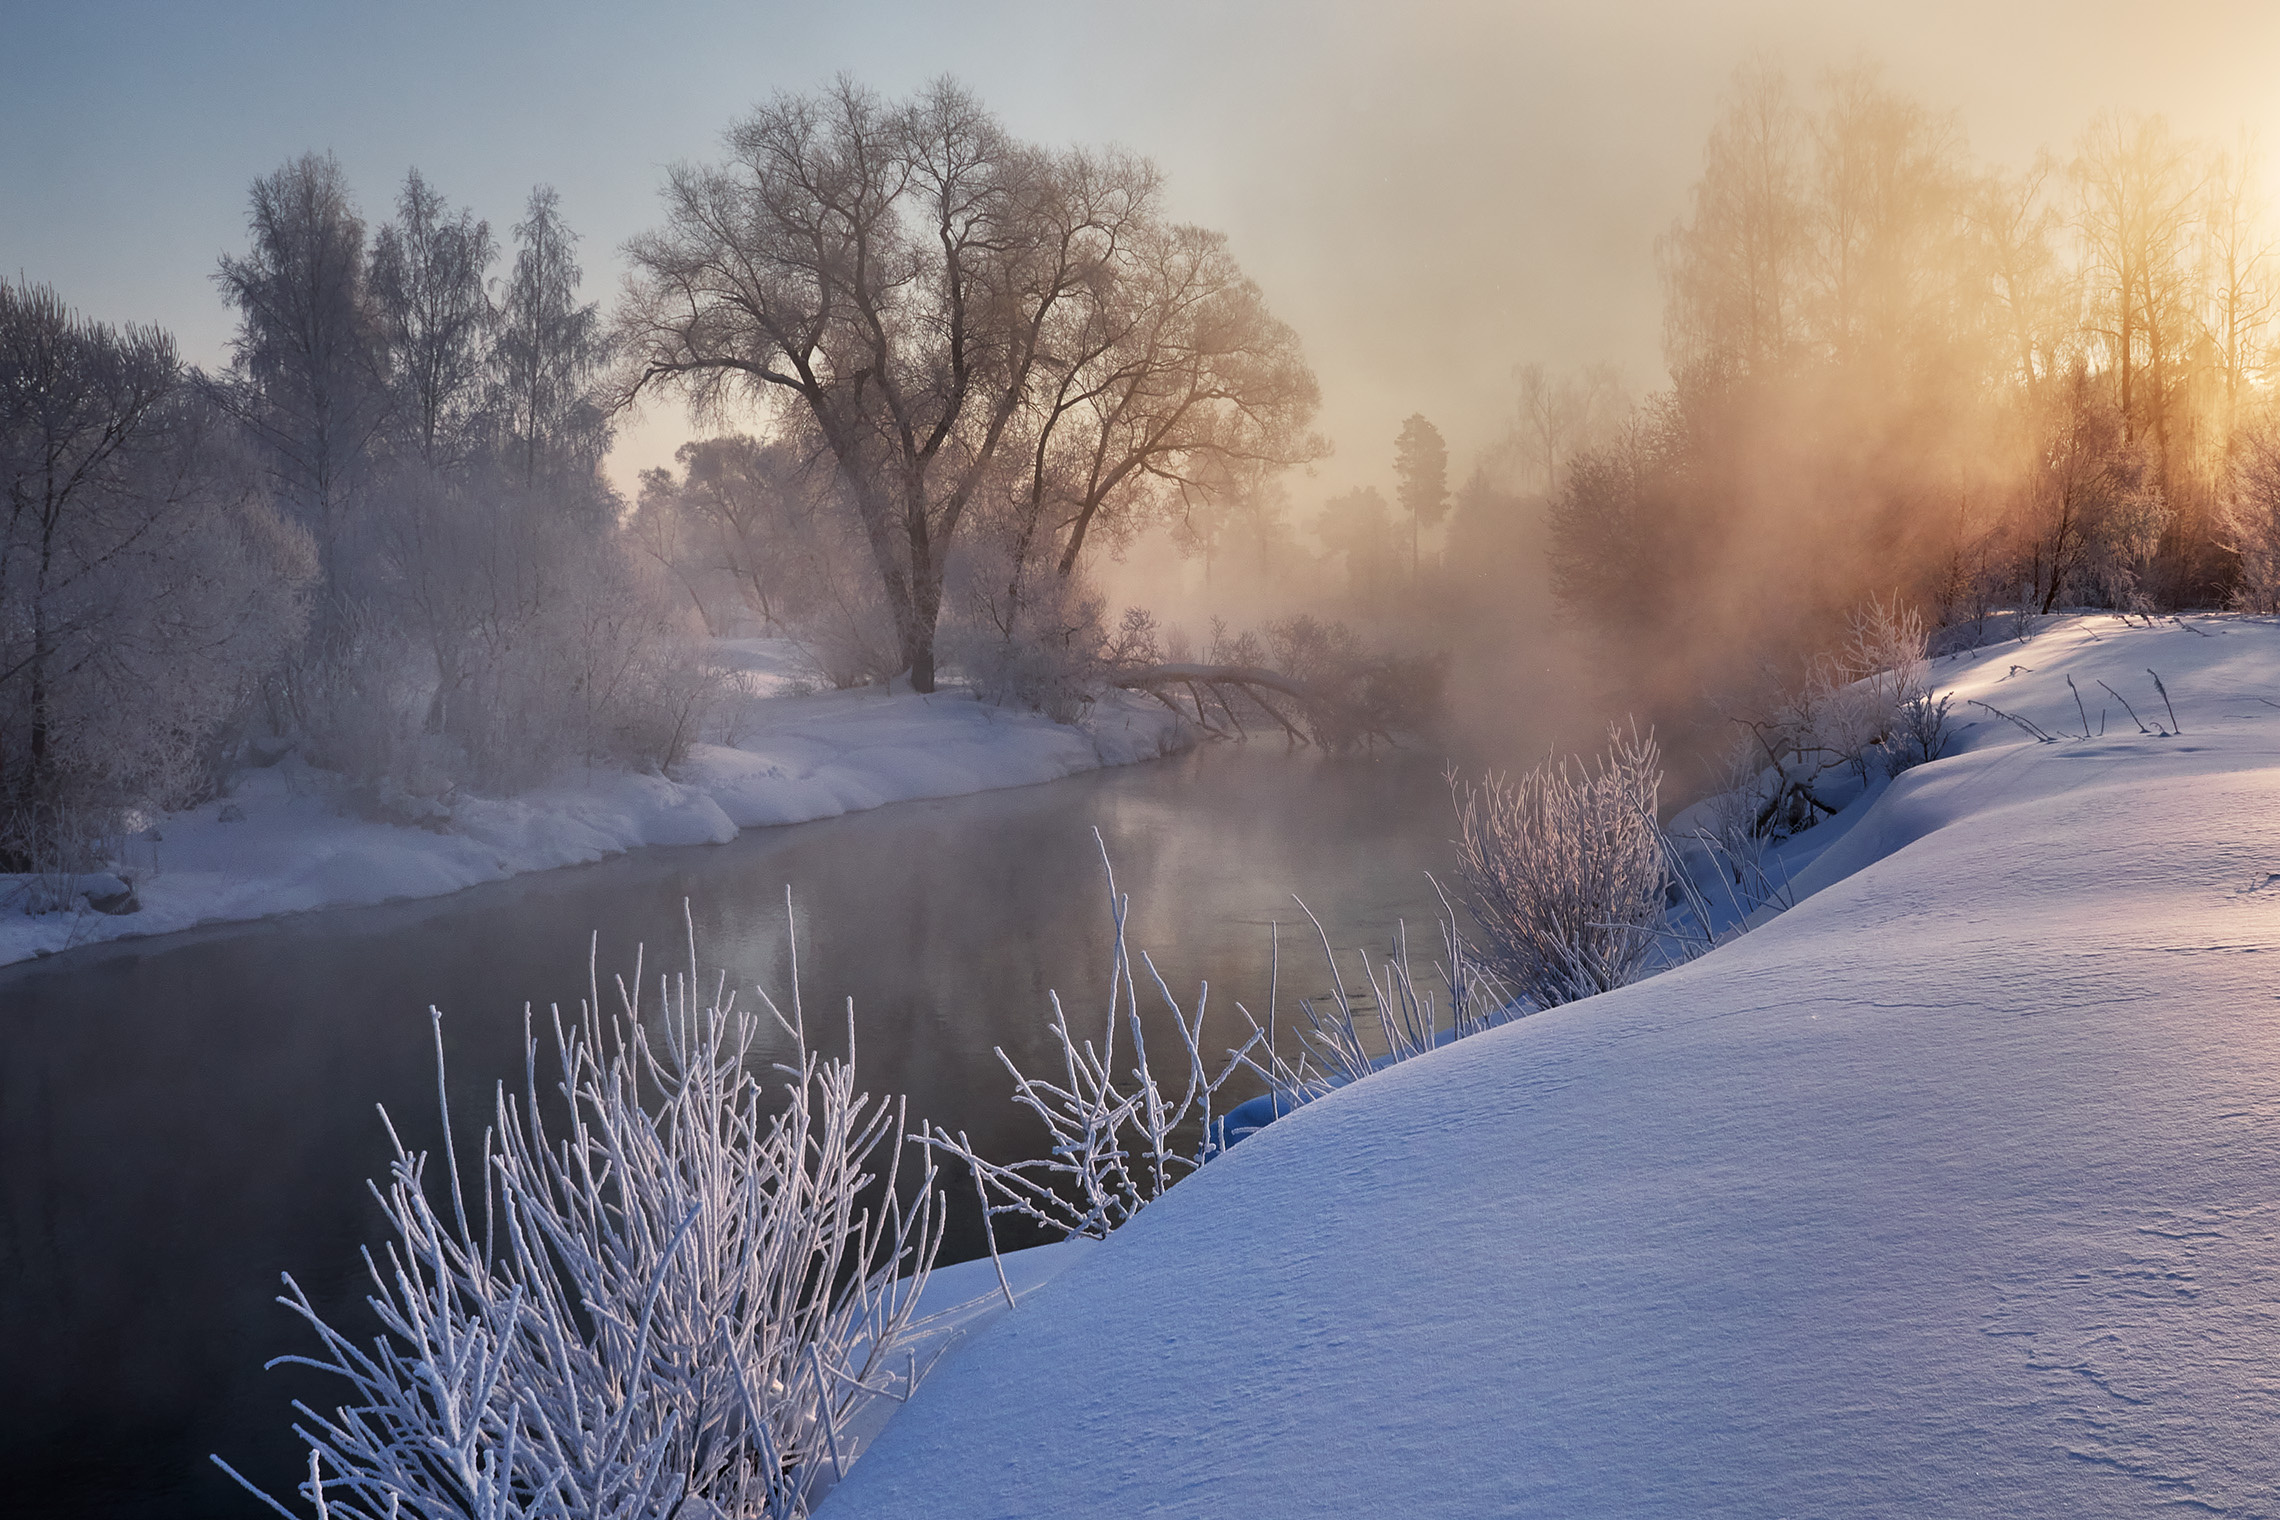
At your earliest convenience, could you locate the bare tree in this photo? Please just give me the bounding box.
[1806,67,1969,366]
[1011,219,1320,588]
[1546,398,1684,618]
[2073,114,2203,480]
[2199,133,2276,447]
[1500,361,1627,496]
[369,169,496,469]
[1,282,313,858]
[2222,412,2280,612]
[495,186,610,497]
[1968,157,2076,397]
[0,282,175,825]
[620,78,1312,692]
[1660,60,1809,373]
[2021,362,2167,611]
[1313,485,1396,606]
[213,151,387,594]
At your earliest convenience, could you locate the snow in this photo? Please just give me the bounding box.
[819,613,2280,1518]
[0,639,1189,967]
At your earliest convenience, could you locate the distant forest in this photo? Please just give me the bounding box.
[1531,64,2280,716]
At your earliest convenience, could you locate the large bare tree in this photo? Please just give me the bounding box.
[618,78,1316,691]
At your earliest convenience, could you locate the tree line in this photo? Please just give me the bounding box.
[1,79,1326,876]
[1542,63,2280,724]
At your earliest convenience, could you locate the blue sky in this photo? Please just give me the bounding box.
[9,0,2279,496]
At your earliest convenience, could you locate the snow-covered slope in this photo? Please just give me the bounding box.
[0,656,1187,967]
[820,614,2280,1518]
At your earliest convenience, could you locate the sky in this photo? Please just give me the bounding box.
[9,0,2280,503]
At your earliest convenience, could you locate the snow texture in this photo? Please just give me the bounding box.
[0,639,1187,967]
[820,614,2280,1519]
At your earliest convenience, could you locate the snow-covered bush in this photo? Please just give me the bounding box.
[930,838,1251,1244]
[1453,726,1669,1009]
[942,557,1160,725]
[1711,596,1954,840]
[1235,892,1516,1109]
[0,283,316,871]
[1686,730,1788,906]
[1886,686,1957,774]
[2224,418,2280,615]
[328,472,719,795]
[219,929,944,1520]
[1840,594,1954,775]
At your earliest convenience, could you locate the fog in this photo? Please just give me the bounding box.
[9,1,2280,500]
[9,0,2280,832]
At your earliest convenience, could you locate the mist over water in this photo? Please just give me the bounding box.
[0,744,1468,1517]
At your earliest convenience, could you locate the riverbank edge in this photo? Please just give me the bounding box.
[816,614,2280,1517]
[0,685,1193,969]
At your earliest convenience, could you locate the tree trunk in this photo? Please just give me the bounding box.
[905,562,942,693]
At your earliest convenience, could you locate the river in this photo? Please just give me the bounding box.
[1,742,1461,1518]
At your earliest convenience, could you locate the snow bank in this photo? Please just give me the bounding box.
[820,614,2280,1518]
[0,649,1188,967]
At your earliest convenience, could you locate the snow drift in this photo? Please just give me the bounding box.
[819,614,2280,1518]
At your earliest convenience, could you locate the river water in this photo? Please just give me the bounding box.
[0,743,1460,1517]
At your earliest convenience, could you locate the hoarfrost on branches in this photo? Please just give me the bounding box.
[216,909,945,1520]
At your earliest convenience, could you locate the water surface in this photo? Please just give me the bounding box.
[0,743,1458,1517]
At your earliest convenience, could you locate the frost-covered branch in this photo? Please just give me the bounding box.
[1108,662,1389,748]
[929,834,1260,1243]
[1226,884,1518,1113]
[1452,726,1669,1010]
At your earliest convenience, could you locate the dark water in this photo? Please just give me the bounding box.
[0,743,1458,1518]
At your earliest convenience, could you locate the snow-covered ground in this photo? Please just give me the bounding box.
[0,639,1188,967]
[820,613,2280,1518]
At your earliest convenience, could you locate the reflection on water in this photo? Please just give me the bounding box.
[0,743,1456,1517]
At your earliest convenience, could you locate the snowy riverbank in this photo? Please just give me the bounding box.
[0,640,1189,968]
[820,613,2280,1518]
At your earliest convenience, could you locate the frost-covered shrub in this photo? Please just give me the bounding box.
[931,838,1247,1243]
[1713,595,1953,833]
[798,588,904,690]
[2224,419,2280,615]
[1236,895,1516,1112]
[1840,595,1954,775]
[1454,726,1668,1009]
[327,475,720,796]
[1689,730,1784,898]
[219,931,944,1520]
[943,541,1162,724]
[949,588,1142,725]
[284,605,456,815]
[936,839,1512,1241]
[0,285,316,869]
[1886,686,1958,774]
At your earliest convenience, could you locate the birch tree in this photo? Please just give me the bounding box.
[213,152,386,597]
[370,169,496,469]
[495,186,609,496]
